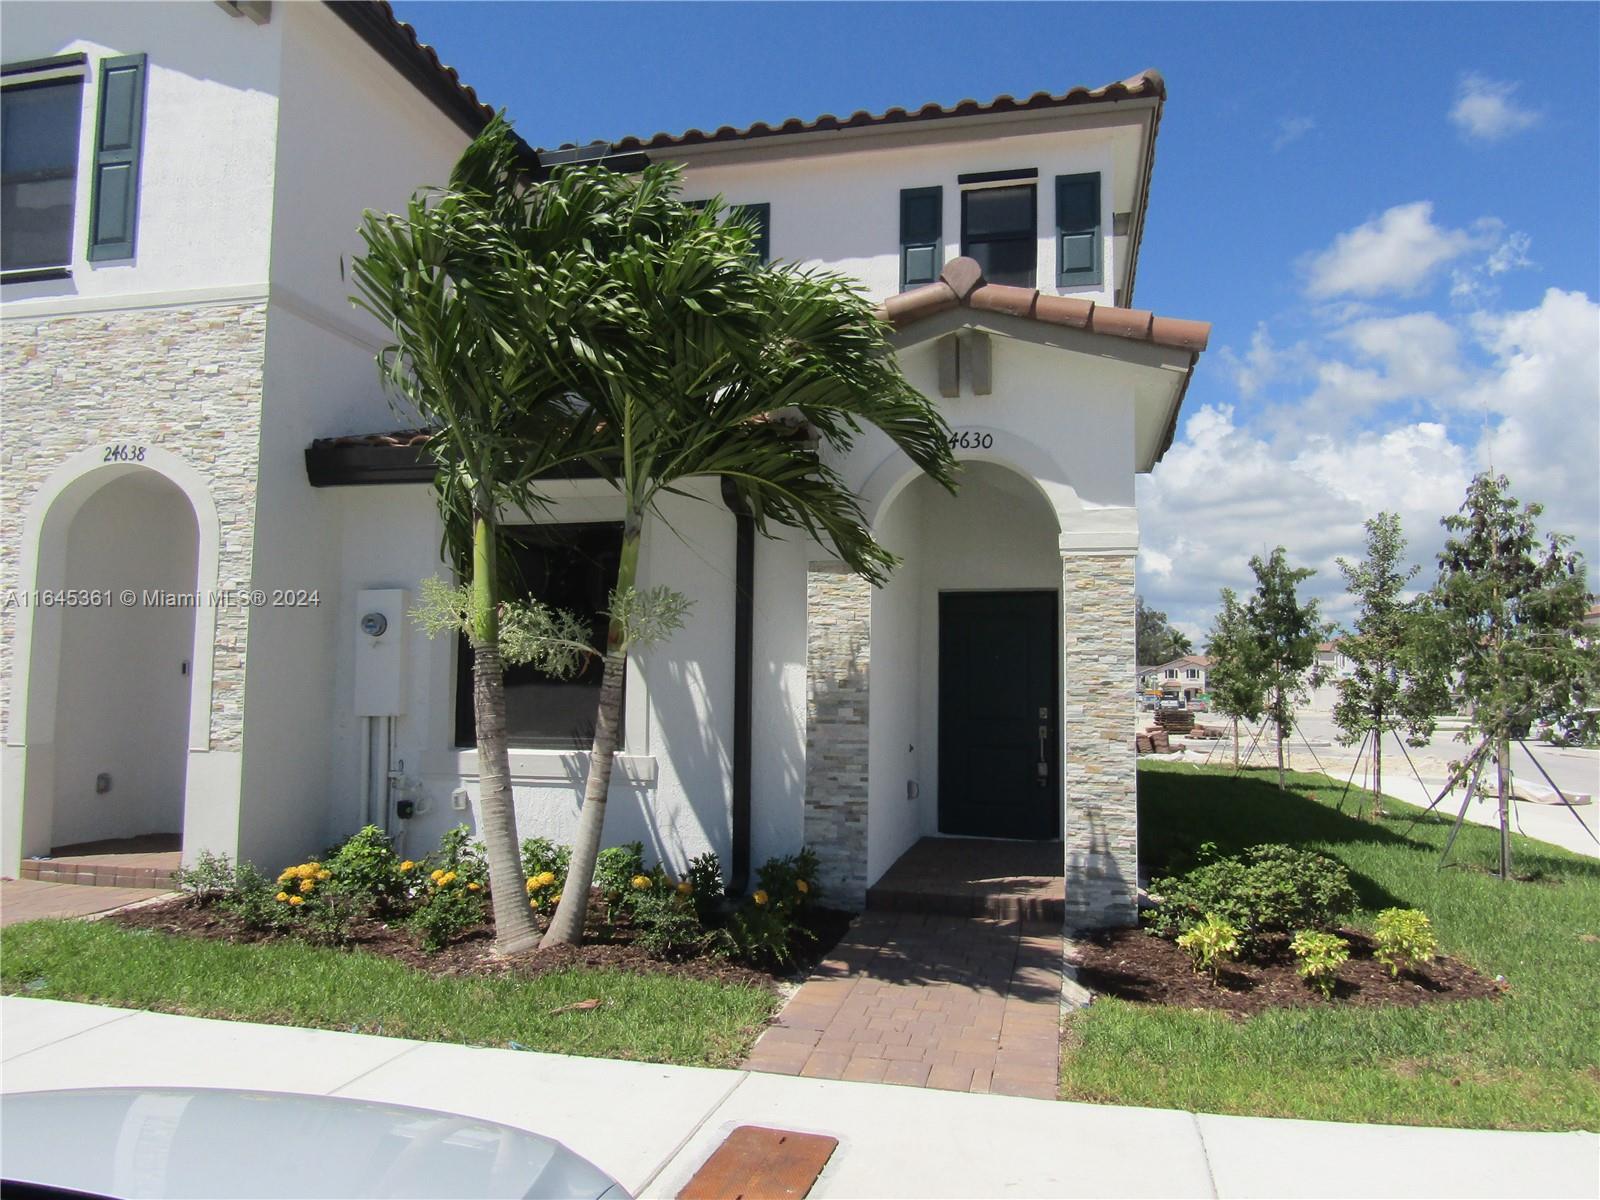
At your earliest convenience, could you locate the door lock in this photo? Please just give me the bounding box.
[1037,723,1049,786]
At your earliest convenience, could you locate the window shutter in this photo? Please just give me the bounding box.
[900,186,942,289]
[1054,172,1100,287]
[733,202,770,264]
[87,53,146,261]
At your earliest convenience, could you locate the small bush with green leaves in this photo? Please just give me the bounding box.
[409,867,487,952]
[172,850,239,906]
[1372,908,1438,977]
[627,887,715,960]
[684,851,725,923]
[1291,929,1350,997]
[593,842,646,905]
[520,837,571,892]
[324,826,409,915]
[1175,913,1240,980]
[429,825,489,888]
[754,847,821,911]
[219,861,294,932]
[1149,842,1356,949]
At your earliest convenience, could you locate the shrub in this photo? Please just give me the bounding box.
[1291,929,1350,997]
[1373,908,1438,977]
[524,869,562,916]
[755,848,820,911]
[520,837,571,891]
[410,868,487,952]
[324,826,408,915]
[220,862,293,932]
[628,888,714,960]
[172,850,238,906]
[1149,843,1356,949]
[1175,914,1240,980]
[431,825,489,888]
[684,851,725,924]
[594,842,646,904]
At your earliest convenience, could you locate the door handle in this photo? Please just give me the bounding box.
[1037,724,1048,786]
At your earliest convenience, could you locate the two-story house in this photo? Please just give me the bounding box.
[3,1,1209,930]
[1139,654,1212,704]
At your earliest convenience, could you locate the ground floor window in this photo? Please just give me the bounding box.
[454,521,623,749]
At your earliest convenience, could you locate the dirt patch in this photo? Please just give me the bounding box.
[110,899,854,991]
[1068,926,1502,1017]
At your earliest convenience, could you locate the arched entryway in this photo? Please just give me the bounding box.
[7,452,217,872]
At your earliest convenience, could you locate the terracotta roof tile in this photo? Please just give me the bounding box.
[545,70,1165,156]
[877,259,1210,353]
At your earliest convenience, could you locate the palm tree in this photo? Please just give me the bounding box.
[526,152,959,947]
[350,119,606,955]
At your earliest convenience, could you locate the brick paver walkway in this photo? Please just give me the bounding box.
[1,878,172,926]
[744,912,1062,1099]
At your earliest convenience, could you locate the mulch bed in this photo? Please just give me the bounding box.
[111,898,854,991]
[1068,925,1503,1017]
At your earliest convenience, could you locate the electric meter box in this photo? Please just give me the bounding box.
[354,588,408,716]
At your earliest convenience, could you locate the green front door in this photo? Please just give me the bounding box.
[937,591,1060,839]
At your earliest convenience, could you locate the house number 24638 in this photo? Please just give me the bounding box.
[947,431,994,450]
[103,444,147,463]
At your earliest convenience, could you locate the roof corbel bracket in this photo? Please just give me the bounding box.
[965,331,992,396]
[937,333,960,399]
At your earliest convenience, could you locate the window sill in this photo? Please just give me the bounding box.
[1,267,71,285]
[431,748,658,788]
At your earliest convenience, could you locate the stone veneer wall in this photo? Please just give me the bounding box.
[1060,551,1138,929]
[0,302,266,751]
[804,561,871,908]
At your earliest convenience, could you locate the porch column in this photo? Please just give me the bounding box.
[1060,541,1138,929]
[804,560,870,908]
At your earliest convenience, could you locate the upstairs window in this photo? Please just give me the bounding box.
[1185,668,1199,679]
[732,202,770,264]
[454,522,624,750]
[960,176,1036,288]
[1055,172,1102,287]
[1,56,86,275]
[899,186,942,288]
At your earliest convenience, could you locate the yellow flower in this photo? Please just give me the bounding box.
[676,881,693,896]
[275,891,290,902]
[529,897,541,909]
[317,870,331,881]
[536,871,557,888]
[288,895,305,906]
[631,874,652,890]
[399,860,415,872]
[753,889,769,907]
[551,892,561,905]
[440,871,457,885]
[526,877,538,893]
[298,878,315,894]
[467,881,482,891]
[297,864,316,880]
[278,870,293,884]
[796,879,810,894]
[430,869,444,882]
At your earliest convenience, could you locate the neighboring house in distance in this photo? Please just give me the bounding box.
[1304,640,1356,711]
[1139,655,1211,703]
[2,2,1211,931]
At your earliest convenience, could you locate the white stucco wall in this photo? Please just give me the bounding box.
[674,118,1139,306]
[866,483,924,882]
[0,1,281,305]
[49,473,197,845]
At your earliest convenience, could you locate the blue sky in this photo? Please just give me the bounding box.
[393,2,1600,638]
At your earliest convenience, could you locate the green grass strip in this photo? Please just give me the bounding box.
[1,920,777,1069]
[1059,764,1600,1131]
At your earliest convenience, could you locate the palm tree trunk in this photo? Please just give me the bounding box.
[469,512,539,955]
[541,517,641,948]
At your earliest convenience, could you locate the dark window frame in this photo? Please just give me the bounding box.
[960,182,1037,289]
[453,521,625,751]
[1,65,86,276]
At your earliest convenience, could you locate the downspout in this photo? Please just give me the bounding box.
[721,479,755,896]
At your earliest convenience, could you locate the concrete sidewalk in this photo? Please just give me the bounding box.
[2,998,1594,1198]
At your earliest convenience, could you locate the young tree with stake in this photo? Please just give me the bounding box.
[1430,473,1597,879]
[1205,587,1266,769]
[1332,513,1451,817]
[1242,548,1327,790]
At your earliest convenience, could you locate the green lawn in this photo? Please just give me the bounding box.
[0,920,777,1069]
[1060,763,1600,1131]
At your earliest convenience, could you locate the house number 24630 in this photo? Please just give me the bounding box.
[947,431,994,450]
[103,444,147,463]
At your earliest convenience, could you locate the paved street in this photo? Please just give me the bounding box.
[4,998,1595,1199]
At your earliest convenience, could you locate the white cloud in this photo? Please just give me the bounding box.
[1450,74,1540,142]
[1451,229,1535,302]
[1272,115,1316,151]
[1303,202,1486,299]
[1136,292,1599,637]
